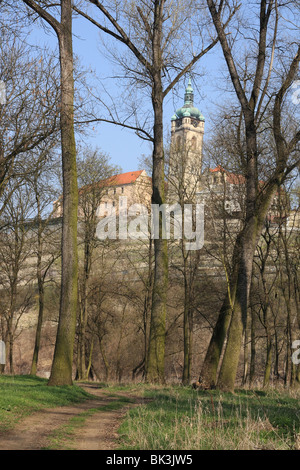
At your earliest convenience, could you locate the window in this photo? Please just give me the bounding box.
[176,136,182,150]
[191,136,197,150]
[113,201,115,207]
[114,188,116,195]
[121,187,124,193]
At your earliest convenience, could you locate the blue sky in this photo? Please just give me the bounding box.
[16,2,300,179]
[27,11,228,175]
[71,15,225,174]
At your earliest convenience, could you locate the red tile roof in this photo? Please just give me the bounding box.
[209,166,246,185]
[209,165,223,173]
[79,170,146,194]
[102,170,144,186]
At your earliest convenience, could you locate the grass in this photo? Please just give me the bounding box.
[44,399,131,450]
[0,374,93,432]
[1,376,299,450]
[116,385,300,450]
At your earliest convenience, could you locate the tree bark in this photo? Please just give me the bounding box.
[48,0,78,386]
[30,248,44,376]
[22,0,78,386]
[182,264,191,385]
[200,227,242,388]
[205,0,300,392]
[249,303,256,386]
[77,235,91,380]
[30,183,45,376]
[263,332,273,388]
[146,2,168,383]
[99,336,110,382]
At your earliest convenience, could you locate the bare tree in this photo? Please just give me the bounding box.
[24,149,61,376]
[76,147,120,380]
[73,0,237,383]
[0,184,35,373]
[200,0,300,391]
[0,16,60,215]
[167,141,203,384]
[21,0,79,385]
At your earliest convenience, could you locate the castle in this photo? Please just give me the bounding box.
[53,79,298,230]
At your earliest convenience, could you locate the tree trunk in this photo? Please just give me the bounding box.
[31,210,44,376]
[146,126,168,382]
[188,307,194,384]
[30,261,44,375]
[85,337,94,381]
[273,329,280,382]
[9,334,13,374]
[217,215,257,392]
[146,8,168,383]
[182,304,191,385]
[182,253,189,385]
[263,332,273,388]
[182,253,194,385]
[77,239,90,380]
[138,239,153,379]
[242,327,249,386]
[48,0,78,386]
[249,304,256,386]
[200,297,233,389]
[99,336,110,382]
[8,280,17,375]
[296,365,300,384]
[205,0,289,392]
[200,229,242,388]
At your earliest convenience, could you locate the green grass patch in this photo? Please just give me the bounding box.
[1,377,299,450]
[44,398,133,450]
[43,408,98,450]
[117,385,300,450]
[0,374,94,432]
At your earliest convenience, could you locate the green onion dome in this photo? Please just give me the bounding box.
[171,78,205,122]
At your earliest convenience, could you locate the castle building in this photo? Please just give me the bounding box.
[168,78,205,202]
[52,79,294,228]
[53,170,152,219]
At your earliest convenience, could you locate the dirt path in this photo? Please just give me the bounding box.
[0,384,144,450]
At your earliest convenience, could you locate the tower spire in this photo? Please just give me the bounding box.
[184,77,194,106]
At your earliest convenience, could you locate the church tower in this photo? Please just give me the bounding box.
[169,79,205,202]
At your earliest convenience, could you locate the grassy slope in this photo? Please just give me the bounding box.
[116,385,300,450]
[0,377,299,450]
[0,375,93,432]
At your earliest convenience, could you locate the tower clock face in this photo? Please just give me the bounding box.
[176,119,182,128]
[192,119,199,128]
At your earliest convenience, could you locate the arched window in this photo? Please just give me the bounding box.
[176,136,182,150]
[191,136,197,150]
